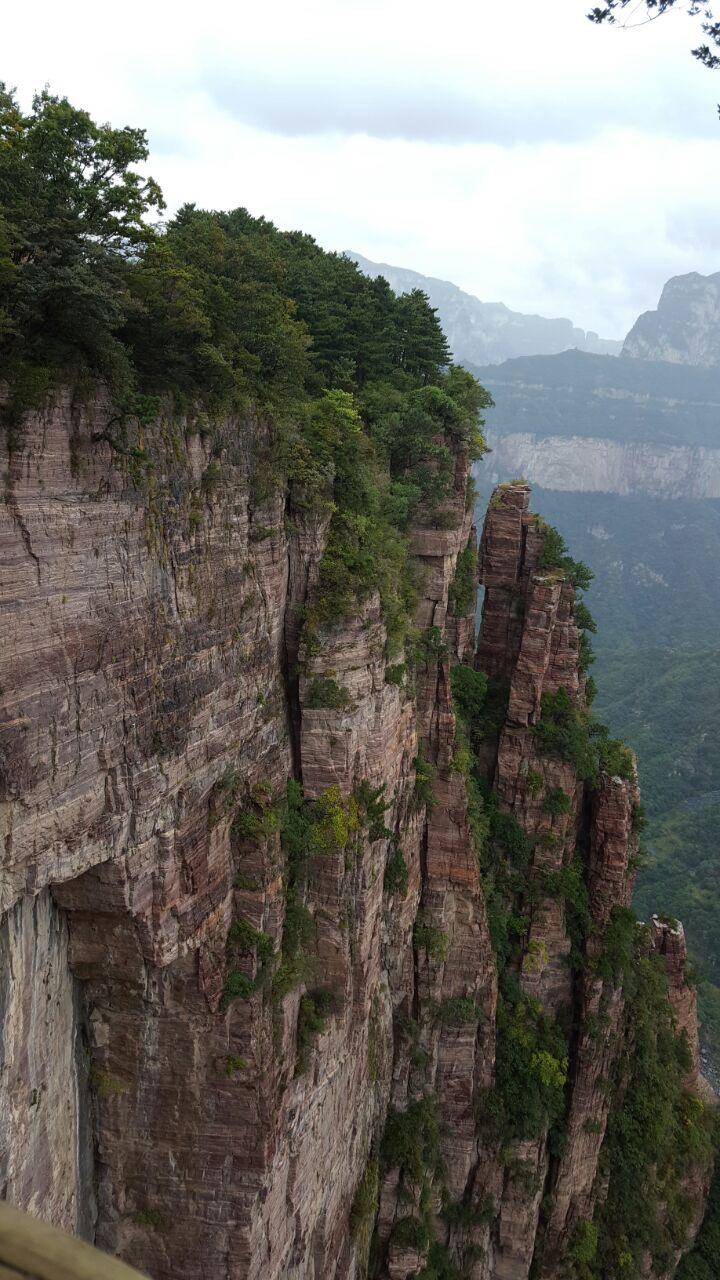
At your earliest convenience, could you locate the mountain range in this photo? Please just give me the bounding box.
[347,250,622,365]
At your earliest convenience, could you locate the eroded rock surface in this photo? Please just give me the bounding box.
[0,407,712,1280]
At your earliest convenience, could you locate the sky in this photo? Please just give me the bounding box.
[5,0,720,337]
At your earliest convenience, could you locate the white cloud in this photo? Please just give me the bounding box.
[4,0,720,336]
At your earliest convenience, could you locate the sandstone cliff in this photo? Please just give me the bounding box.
[0,400,714,1280]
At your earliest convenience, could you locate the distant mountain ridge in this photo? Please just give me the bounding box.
[622,270,720,367]
[347,250,622,366]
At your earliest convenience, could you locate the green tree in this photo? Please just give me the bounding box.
[0,84,163,399]
[590,2,720,73]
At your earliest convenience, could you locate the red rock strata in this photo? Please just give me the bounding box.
[0,405,711,1280]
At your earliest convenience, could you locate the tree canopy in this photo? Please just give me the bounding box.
[589,1,720,73]
[0,85,464,425]
[0,85,163,394]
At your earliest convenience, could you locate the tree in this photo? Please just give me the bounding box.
[589,2,720,73]
[0,85,163,394]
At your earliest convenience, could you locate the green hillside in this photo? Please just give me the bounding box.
[468,349,720,448]
[597,646,720,1060]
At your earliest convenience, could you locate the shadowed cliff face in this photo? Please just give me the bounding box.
[0,404,713,1280]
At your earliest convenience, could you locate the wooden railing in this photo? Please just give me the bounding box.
[0,1204,148,1279]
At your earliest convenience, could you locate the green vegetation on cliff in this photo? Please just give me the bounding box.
[597,644,720,1061]
[0,85,491,654]
[482,488,720,1067]
[450,541,716,1277]
[591,930,714,1279]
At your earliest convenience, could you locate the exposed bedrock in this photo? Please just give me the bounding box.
[0,407,712,1280]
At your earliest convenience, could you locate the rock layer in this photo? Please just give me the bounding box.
[0,405,712,1280]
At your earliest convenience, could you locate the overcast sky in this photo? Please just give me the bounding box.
[5,0,720,336]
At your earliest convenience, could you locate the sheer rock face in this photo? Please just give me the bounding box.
[651,917,700,1090]
[0,409,709,1280]
[622,271,720,368]
[0,889,95,1237]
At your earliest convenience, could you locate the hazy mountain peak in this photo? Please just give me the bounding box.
[622,270,720,367]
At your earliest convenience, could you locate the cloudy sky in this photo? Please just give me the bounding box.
[5,0,720,336]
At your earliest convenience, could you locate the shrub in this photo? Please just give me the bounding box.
[526,769,543,797]
[578,632,595,674]
[220,971,255,1009]
[437,995,481,1026]
[450,664,488,722]
[676,1162,720,1280]
[543,787,572,816]
[306,676,353,710]
[596,730,635,781]
[473,677,510,741]
[381,1097,443,1183]
[411,626,449,669]
[592,934,715,1277]
[355,780,392,842]
[249,524,272,543]
[391,1216,430,1251]
[415,1242,464,1280]
[538,522,593,591]
[533,687,597,783]
[631,802,647,833]
[88,1068,125,1098]
[350,1156,380,1278]
[385,662,406,686]
[574,600,597,633]
[232,804,278,842]
[414,920,450,963]
[594,906,638,984]
[226,918,274,964]
[413,747,436,815]
[448,543,478,616]
[485,793,533,868]
[492,991,568,1141]
[385,845,409,898]
[295,987,335,1074]
[570,1219,599,1265]
[282,893,315,958]
[134,1209,163,1229]
[541,856,590,970]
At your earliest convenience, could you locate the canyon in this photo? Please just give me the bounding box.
[1,392,714,1280]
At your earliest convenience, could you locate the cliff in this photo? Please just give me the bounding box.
[0,402,715,1280]
[622,272,720,368]
[484,429,720,500]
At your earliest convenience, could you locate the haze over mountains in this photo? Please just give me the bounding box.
[348,250,622,365]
